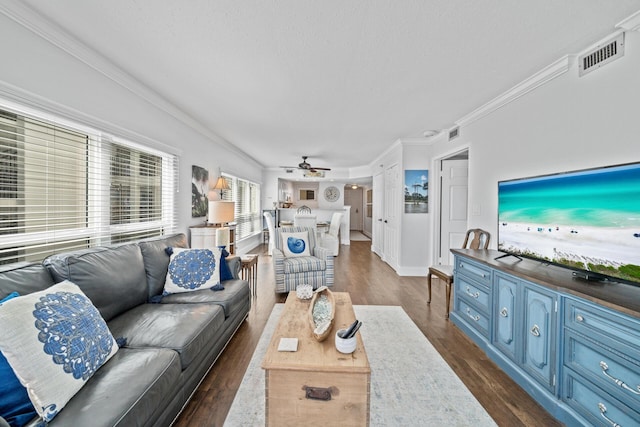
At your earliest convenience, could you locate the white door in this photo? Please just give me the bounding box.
[383,163,399,268]
[372,171,384,256]
[439,159,469,265]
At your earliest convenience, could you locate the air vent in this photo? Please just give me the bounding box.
[448,127,459,141]
[579,33,624,77]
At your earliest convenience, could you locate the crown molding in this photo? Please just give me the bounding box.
[0,80,183,156]
[617,9,640,31]
[456,55,571,128]
[0,0,262,169]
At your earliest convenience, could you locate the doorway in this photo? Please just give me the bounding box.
[344,187,363,231]
[435,150,469,266]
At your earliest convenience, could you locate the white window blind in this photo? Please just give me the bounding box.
[221,173,261,241]
[0,106,178,264]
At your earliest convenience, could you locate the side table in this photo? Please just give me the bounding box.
[241,254,258,294]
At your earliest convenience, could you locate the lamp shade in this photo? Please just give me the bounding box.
[215,227,230,247]
[208,200,235,225]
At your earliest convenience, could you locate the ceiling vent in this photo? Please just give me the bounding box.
[448,127,460,141]
[579,33,624,77]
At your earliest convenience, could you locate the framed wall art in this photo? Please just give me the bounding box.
[404,169,428,213]
[192,165,209,217]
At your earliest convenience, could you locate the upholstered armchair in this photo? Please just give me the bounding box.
[272,226,334,293]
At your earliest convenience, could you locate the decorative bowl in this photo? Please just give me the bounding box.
[308,286,335,342]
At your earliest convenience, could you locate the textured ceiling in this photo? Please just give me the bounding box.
[18,0,640,172]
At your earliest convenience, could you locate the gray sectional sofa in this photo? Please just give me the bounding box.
[0,233,251,427]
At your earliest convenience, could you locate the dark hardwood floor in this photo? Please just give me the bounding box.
[173,240,562,427]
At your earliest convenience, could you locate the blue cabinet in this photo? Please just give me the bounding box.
[522,283,556,392]
[451,251,640,427]
[493,273,518,361]
[562,298,640,426]
[490,272,557,392]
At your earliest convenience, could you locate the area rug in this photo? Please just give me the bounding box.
[224,304,497,426]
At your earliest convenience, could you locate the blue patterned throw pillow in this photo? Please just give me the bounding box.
[0,293,38,427]
[281,231,311,257]
[163,247,222,294]
[0,281,118,424]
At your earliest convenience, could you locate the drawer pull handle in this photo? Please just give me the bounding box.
[465,286,480,299]
[530,324,540,337]
[576,314,584,322]
[598,402,621,427]
[465,307,480,322]
[303,385,334,401]
[500,307,508,317]
[600,361,640,396]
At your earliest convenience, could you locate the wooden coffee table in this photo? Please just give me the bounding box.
[262,292,370,426]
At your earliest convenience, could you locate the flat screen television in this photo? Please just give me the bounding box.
[497,161,640,286]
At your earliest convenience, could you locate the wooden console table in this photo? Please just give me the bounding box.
[189,223,236,254]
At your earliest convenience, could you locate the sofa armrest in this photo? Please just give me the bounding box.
[225,256,241,280]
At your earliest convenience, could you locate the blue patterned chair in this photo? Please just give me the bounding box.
[272,226,334,293]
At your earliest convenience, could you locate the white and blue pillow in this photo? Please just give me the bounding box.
[0,281,118,424]
[0,292,37,427]
[281,231,311,257]
[163,247,222,294]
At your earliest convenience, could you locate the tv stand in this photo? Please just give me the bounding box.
[450,249,640,427]
[494,252,522,261]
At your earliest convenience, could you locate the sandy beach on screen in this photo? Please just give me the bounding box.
[499,222,640,267]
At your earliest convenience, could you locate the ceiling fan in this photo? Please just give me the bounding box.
[280,156,331,172]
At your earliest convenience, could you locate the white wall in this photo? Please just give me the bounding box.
[430,30,640,252]
[0,12,263,253]
[398,141,431,275]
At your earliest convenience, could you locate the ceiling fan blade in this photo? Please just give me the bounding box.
[311,166,331,171]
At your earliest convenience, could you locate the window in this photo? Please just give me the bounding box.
[221,173,261,241]
[0,105,177,264]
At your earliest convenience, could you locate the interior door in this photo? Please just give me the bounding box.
[383,164,399,268]
[372,171,384,256]
[344,188,363,230]
[439,159,469,265]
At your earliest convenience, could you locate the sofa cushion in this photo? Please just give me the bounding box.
[283,256,327,273]
[138,233,188,299]
[281,231,311,257]
[107,303,225,370]
[0,292,37,427]
[45,348,181,427]
[0,281,118,424]
[163,248,222,294]
[43,244,148,321]
[161,279,250,318]
[0,262,55,300]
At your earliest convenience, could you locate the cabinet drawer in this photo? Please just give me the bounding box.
[564,330,640,410]
[455,275,491,313]
[562,367,640,427]
[456,299,490,338]
[565,297,640,353]
[455,257,491,286]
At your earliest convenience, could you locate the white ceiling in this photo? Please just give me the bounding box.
[19,0,640,172]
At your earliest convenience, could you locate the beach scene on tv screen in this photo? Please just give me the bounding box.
[498,163,640,284]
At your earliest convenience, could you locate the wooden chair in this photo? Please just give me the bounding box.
[427,228,490,318]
